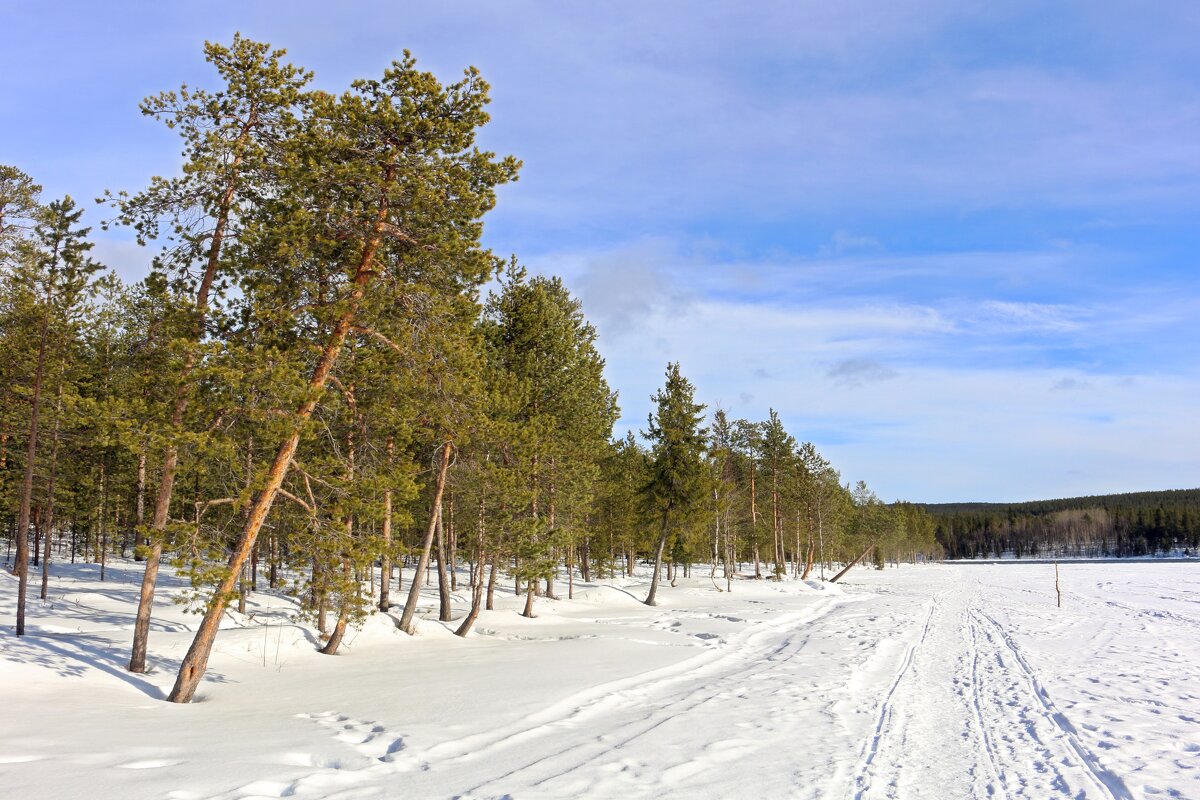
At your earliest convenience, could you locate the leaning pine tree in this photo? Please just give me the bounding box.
[166,53,518,703]
[641,363,708,606]
[109,36,312,674]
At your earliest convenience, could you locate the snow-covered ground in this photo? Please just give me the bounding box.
[1,559,1197,799]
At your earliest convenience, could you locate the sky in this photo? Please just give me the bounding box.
[3,1,1199,503]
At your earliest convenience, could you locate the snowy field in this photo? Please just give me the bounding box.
[1,560,1198,799]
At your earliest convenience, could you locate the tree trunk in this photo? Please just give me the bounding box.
[486,552,498,611]
[379,488,393,611]
[435,506,452,622]
[320,561,352,655]
[238,435,254,616]
[32,509,41,569]
[749,464,761,580]
[448,496,457,592]
[39,389,63,601]
[772,471,782,578]
[98,462,108,582]
[830,540,876,583]
[522,583,536,617]
[456,513,487,637]
[269,533,278,590]
[644,515,671,606]
[455,551,486,637]
[14,313,50,636]
[132,448,146,560]
[397,443,453,635]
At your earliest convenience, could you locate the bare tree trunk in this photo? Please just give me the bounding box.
[269,533,278,589]
[14,314,50,636]
[448,496,457,592]
[435,506,452,622]
[39,388,63,601]
[238,436,254,616]
[772,471,782,578]
[486,552,498,611]
[749,464,761,580]
[32,509,41,569]
[379,438,394,611]
[98,462,108,582]
[801,534,816,580]
[794,510,802,578]
[397,443,453,635]
[315,558,328,638]
[522,582,536,617]
[131,448,146,560]
[817,505,826,581]
[455,551,486,637]
[456,510,487,637]
[644,513,671,606]
[320,562,353,655]
[830,540,876,583]
[379,488,393,610]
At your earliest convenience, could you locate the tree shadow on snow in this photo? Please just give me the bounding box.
[0,631,229,700]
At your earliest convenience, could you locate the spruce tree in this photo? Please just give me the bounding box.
[641,363,707,606]
[4,196,104,634]
[480,264,616,617]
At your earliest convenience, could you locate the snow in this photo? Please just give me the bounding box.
[1,560,1198,799]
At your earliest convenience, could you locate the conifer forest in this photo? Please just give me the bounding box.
[0,38,939,702]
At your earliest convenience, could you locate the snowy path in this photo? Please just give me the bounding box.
[2,562,1197,799]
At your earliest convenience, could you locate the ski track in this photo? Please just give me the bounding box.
[971,608,1133,800]
[849,588,944,799]
[223,579,1135,800]
[213,595,859,800]
[160,568,1181,800]
[965,608,1009,800]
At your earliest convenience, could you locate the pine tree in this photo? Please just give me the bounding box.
[641,363,707,606]
[479,265,617,617]
[166,51,517,702]
[107,35,312,673]
[759,409,796,578]
[4,195,104,634]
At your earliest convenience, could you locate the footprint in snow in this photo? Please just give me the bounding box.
[297,711,409,766]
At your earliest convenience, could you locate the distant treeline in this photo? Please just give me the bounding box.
[925,489,1200,559]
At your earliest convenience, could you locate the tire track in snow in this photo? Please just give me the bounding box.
[972,609,1134,800]
[849,589,943,800]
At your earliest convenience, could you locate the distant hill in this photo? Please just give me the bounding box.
[922,488,1200,559]
[924,488,1200,515]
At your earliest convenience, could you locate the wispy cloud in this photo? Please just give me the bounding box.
[980,301,1089,333]
[827,359,900,388]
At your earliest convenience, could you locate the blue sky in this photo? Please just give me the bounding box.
[3,1,1198,502]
